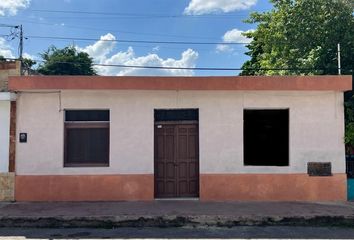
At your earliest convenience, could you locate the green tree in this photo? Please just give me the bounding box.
[240,0,354,148]
[22,58,36,68]
[37,46,96,75]
[241,0,354,76]
[345,100,354,146]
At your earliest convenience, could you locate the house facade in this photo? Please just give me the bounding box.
[9,75,351,201]
[0,61,19,201]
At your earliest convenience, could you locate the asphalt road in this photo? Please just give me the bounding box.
[1,226,354,239]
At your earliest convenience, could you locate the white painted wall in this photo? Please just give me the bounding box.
[15,90,346,175]
[0,101,10,173]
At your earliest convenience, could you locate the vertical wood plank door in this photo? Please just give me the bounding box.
[154,123,199,198]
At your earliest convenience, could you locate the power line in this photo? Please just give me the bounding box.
[25,35,249,45]
[30,9,250,18]
[4,58,348,72]
[0,24,19,28]
[94,63,241,71]
[0,24,23,59]
[4,18,222,41]
[0,23,235,52]
[25,37,214,52]
[90,64,351,72]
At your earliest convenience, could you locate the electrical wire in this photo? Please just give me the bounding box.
[4,19,223,41]
[0,24,19,28]
[29,9,251,18]
[25,35,249,45]
[4,57,349,72]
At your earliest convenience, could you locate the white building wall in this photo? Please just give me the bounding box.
[15,90,345,175]
[0,101,10,173]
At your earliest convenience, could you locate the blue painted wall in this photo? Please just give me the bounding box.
[348,179,354,200]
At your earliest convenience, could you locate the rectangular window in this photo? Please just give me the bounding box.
[64,110,109,167]
[244,109,289,166]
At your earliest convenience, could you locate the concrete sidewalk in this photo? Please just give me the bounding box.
[0,201,354,228]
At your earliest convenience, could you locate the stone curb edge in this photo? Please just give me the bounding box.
[0,215,354,228]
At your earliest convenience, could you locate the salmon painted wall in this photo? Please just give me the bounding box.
[200,174,346,201]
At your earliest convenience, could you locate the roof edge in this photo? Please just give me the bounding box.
[8,75,352,91]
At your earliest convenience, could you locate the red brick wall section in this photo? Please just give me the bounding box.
[8,101,16,172]
[0,61,17,70]
[0,61,20,92]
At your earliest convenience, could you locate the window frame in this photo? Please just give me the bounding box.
[63,110,110,168]
[243,108,290,167]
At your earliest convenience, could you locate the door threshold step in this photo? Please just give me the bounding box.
[155,198,199,201]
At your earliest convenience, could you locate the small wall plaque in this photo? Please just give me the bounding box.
[307,162,332,176]
[19,133,27,143]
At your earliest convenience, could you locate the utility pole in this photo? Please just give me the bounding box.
[0,23,24,74]
[337,43,341,75]
[19,24,23,60]
[0,24,22,59]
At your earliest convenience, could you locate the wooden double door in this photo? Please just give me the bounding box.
[154,122,199,198]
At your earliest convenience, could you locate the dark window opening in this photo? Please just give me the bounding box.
[244,109,289,166]
[65,110,109,121]
[155,109,198,122]
[64,110,109,167]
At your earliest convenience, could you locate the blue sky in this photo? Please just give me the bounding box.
[0,0,273,76]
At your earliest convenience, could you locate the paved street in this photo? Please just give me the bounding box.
[3,201,354,218]
[1,201,354,228]
[1,226,354,239]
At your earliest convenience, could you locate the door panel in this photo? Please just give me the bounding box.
[176,124,199,197]
[154,125,176,198]
[154,123,199,198]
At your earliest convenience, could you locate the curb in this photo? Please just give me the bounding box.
[0,215,354,228]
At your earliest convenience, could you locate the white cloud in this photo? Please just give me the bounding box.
[216,44,233,53]
[78,33,199,76]
[184,0,257,15]
[216,28,253,53]
[78,33,116,62]
[0,38,15,58]
[0,38,36,60]
[98,47,199,76]
[223,28,253,43]
[0,0,30,16]
[22,52,36,60]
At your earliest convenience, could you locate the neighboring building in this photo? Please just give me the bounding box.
[0,61,19,201]
[9,75,351,201]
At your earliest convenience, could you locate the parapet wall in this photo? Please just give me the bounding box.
[0,61,20,92]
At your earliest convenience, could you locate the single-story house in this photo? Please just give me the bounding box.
[9,75,352,201]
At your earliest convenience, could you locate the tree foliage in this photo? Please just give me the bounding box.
[22,58,36,68]
[37,46,96,75]
[241,0,354,76]
[345,100,354,146]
